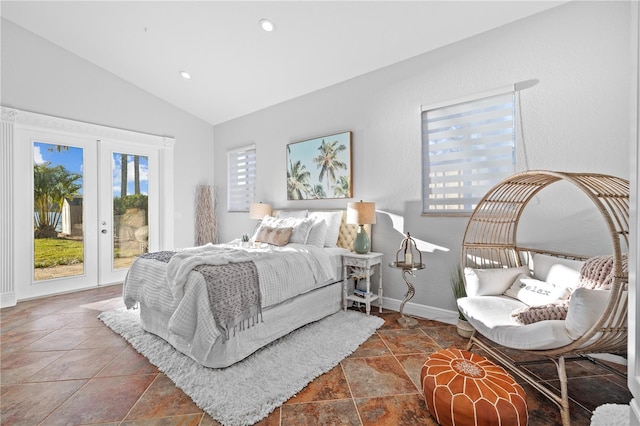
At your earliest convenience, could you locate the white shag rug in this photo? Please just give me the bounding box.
[99,308,384,426]
[590,404,631,426]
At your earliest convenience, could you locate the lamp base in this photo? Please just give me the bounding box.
[354,225,370,254]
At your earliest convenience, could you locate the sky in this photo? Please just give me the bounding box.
[112,153,149,197]
[33,142,83,174]
[33,141,149,197]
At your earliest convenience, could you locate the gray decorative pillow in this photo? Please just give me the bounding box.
[511,301,569,325]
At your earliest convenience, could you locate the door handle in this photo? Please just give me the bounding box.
[101,229,108,234]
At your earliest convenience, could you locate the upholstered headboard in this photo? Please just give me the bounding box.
[271,209,370,252]
[337,210,371,251]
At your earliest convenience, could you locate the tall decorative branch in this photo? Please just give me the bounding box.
[195,184,217,245]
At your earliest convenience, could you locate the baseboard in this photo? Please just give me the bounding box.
[1,286,459,326]
[1,283,123,307]
[631,398,640,426]
[1,291,17,308]
[375,296,458,325]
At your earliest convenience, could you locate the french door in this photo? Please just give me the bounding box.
[98,141,158,284]
[21,129,159,299]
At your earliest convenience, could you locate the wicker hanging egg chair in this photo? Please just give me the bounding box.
[459,170,629,426]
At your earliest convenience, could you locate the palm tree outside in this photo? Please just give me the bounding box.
[121,153,128,197]
[33,142,85,280]
[134,155,141,194]
[33,162,82,238]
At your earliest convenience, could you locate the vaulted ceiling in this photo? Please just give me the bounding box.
[2,1,565,125]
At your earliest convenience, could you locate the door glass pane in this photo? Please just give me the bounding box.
[113,153,149,270]
[33,142,84,281]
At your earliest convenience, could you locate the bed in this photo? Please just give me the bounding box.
[122,210,363,368]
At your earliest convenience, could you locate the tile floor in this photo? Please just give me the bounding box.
[0,284,632,425]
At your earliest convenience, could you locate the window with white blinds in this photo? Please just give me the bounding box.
[227,144,256,212]
[422,91,515,215]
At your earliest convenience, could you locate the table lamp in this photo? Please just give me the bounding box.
[347,200,376,254]
[249,202,272,233]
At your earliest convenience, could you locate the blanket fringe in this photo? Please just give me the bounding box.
[227,312,264,342]
[195,260,262,343]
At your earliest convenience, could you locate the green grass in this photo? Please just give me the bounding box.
[34,238,84,268]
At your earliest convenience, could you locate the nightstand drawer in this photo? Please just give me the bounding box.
[344,258,368,268]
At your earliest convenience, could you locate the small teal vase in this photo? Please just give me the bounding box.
[354,225,370,254]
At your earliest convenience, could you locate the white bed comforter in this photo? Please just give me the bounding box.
[123,242,339,360]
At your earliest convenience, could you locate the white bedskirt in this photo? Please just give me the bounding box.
[138,281,342,368]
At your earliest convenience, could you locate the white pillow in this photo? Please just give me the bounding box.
[504,274,571,306]
[287,217,315,244]
[276,210,308,219]
[306,219,328,247]
[463,266,530,297]
[565,288,607,340]
[532,253,584,288]
[308,211,342,247]
[252,215,279,240]
[564,288,626,340]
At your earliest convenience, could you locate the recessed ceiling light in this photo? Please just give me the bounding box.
[259,19,276,32]
[179,70,191,79]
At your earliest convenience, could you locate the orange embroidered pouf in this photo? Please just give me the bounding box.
[420,348,528,426]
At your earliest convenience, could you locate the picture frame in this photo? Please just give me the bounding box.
[286,131,352,200]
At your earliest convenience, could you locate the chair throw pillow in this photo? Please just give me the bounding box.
[532,253,584,288]
[503,274,571,306]
[564,287,623,340]
[511,301,569,325]
[463,266,530,297]
[578,254,628,290]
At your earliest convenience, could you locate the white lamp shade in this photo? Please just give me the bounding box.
[347,201,376,225]
[249,202,272,219]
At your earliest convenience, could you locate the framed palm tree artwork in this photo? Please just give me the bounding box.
[286,131,352,200]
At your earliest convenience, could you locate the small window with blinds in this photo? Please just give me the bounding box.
[227,144,256,212]
[422,90,515,215]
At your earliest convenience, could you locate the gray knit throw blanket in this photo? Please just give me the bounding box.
[195,261,261,341]
[139,251,262,340]
[140,250,177,263]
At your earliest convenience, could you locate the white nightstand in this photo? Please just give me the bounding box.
[342,252,383,315]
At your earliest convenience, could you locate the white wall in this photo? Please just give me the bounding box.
[1,18,214,249]
[213,1,633,318]
[628,1,639,423]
